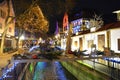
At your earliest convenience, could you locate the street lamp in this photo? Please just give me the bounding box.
[20,35,25,40]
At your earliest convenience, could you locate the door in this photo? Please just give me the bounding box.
[98,34,105,51]
[79,38,83,50]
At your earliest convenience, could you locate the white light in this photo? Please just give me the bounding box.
[113,10,120,13]
[20,35,25,40]
[55,35,58,39]
[90,27,96,32]
[38,37,42,43]
[76,32,78,35]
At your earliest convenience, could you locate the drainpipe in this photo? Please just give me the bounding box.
[106,30,111,49]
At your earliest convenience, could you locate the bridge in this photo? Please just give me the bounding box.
[12,54,119,63]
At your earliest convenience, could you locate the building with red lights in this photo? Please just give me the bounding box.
[61,10,120,54]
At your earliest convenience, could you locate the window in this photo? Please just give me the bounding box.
[118,39,120,50]
[98,34,105,51]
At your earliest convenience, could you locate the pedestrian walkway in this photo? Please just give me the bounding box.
[61,61,109,80]
[77,59,120,80]
[0,51,18,68]
[0,49,25,77]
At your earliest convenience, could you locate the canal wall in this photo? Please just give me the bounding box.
[61,61,108,80]
[19,62,36,80]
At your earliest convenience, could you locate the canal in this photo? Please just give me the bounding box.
[33,61,77,80]
[1,60,116,80]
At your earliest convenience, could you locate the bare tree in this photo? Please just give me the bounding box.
[90,13,104,29]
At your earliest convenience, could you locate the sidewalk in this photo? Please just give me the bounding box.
[0,52,17,73]
[0,48,26,68]
[0,51,18,68]
[0,48,27,77]
[0,50,21,77]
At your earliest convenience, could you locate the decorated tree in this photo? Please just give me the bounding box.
[15,2,48,49]
[0,0,48,54]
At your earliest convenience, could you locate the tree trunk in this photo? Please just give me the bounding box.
[0,25,9,54]
[16,29,23,49]
[65,24,72,54]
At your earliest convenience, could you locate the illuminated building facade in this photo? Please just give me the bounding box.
[71,21,120,54]
[71,18,90,35]
[0,0,15,49]
[61,10,120,54]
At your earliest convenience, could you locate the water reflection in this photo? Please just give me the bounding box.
[33,61,76,80]
[33,62,47,80]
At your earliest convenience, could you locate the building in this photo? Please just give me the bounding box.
[61,10,120,54]
[0,0,15,50]
[71,18,90,35]
[71,10,120,54]
[71,21,120,53]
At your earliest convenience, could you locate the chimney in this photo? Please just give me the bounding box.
[113,10,120,21]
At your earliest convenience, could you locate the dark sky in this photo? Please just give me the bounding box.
[75,0,120,14]
[11,0,120,19]
[70,0,120,23]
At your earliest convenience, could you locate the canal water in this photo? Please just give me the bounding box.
[33,61,77,80]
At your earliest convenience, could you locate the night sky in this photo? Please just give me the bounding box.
[73,0,120,24]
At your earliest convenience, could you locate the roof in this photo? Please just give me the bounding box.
[97,21,120,31]
[72,21,120,37]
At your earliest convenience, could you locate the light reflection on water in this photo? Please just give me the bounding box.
[33,62,47,80]
[33,61,76,80]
